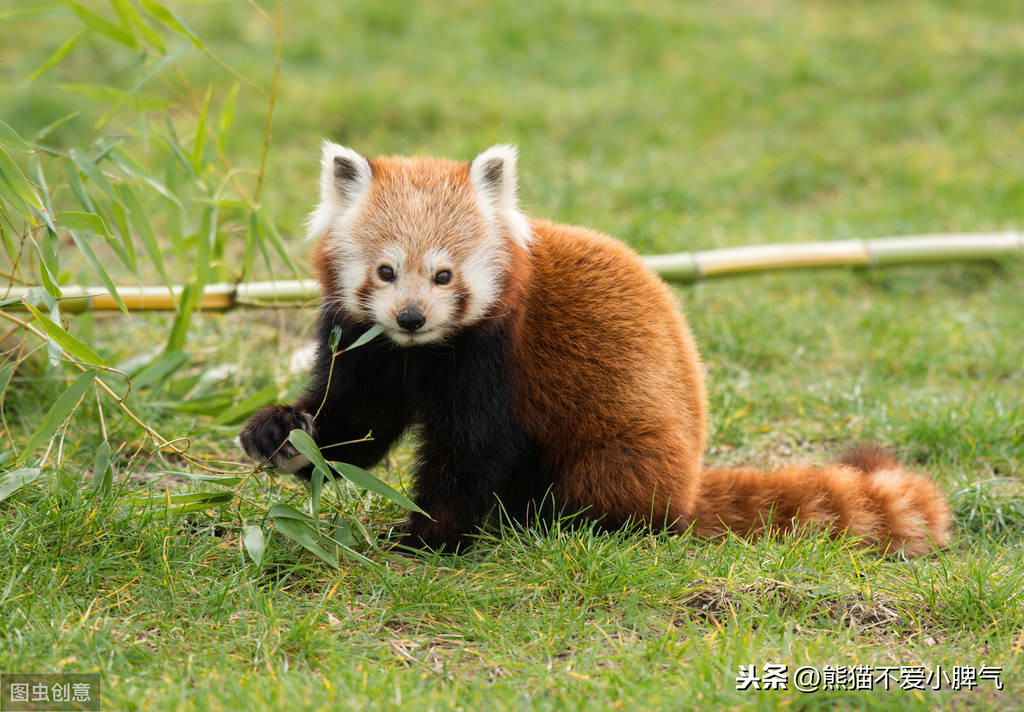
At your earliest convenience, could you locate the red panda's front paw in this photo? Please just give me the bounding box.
[238,405,315,473]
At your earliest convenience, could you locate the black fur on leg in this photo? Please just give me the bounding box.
[396,321,533,551]
[239,305,412,477]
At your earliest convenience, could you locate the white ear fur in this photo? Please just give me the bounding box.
[306,141,372,241]
[470,144,532,249]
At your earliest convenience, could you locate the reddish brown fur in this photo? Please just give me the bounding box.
[311,152,952,556]
[506,220,949,555]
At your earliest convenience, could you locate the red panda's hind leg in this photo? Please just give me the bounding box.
[553,428,701,532]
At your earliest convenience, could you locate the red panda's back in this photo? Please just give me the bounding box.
[512,220,707,476]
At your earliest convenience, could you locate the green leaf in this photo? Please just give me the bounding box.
[243,525,265,567]
[267,503,317,523]
[0,363,14,399]
[287,429,331,481]
[329,461,428,516]
[107,147,181,207]
[29,27,88,81]
[118,184,171,290]
[110,0,165,52]
[171,472,243,487]
[216,82,239,155]
[23,302,106,366]
[68,148,119,205]
[0,468,46,504]
[0,145,44,213]
[166,283,198,353]
[192,85,211,175]
[56,210,110,235]
[64,1,136,48]
[131,350,188,391]
[272,517,339,569]
[210,385,279,427]
[345,323,386,352]
[92,440,112,495]
[69,230,128,313]
[0,120,30,150]
[254,208,301,279]
[34,112,80,143]
[18,370,95,462]
[139,0,202,48]
[132,491,234,513]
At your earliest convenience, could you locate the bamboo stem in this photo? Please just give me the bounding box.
[3,232,1021,312]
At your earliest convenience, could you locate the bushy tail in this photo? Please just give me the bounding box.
[692,444,951,556]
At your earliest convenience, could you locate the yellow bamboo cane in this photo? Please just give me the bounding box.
[3,232,1022,313]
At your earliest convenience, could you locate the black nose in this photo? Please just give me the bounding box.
[396,306,426,332]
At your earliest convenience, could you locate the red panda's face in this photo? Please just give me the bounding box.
[308,144,531,346]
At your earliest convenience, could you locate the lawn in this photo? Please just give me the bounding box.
[1,1,1022,710]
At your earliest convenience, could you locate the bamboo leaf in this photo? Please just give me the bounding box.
[329,461,428,516]
[0,145,44,212]
[18,370,95,462]
[64,1,137,48]
[69,230,128,313]
[272,517,339,569]
[68,148,120,204]
[216,82,239,155]
[56,210,110,235]
[345,323,385,352]
[166,283,198,353]
[29,27,88,81]
[0,363,13,399]
[192,85,211,174]
[255,208,301,279]
[110,0,165,52]
[92,440,112,495]
[209,385,279,427]
[287,430,331,481]
[132,490,234,514]
[0,120,30,150]
[139,0,202,48]
[34,111,80,143]
[118,184,171,290]
[131,350,188,390]
[23,302,106,366]
[0,469,46,504]
[243,525,265,566]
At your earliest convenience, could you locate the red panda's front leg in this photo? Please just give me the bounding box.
[239,308,412,476]
[396,327,529,552]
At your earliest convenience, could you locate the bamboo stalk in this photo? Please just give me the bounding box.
[3,232,1021,312]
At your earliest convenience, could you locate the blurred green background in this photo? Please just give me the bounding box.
[4,0,1022,267]
[1,3,1022,710]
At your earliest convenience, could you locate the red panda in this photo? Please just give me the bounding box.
[239,143,951,556]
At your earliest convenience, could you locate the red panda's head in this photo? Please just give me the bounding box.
[308,143,531,346]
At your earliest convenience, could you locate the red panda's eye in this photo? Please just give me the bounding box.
[434,270,452,285]
[377,265,395,282]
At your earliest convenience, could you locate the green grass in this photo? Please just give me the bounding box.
[2,1,1023,710]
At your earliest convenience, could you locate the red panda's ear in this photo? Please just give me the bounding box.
[320,141,372,202]
[470,144,532,249]
[308,141,372,240]
[470,144,518,204]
